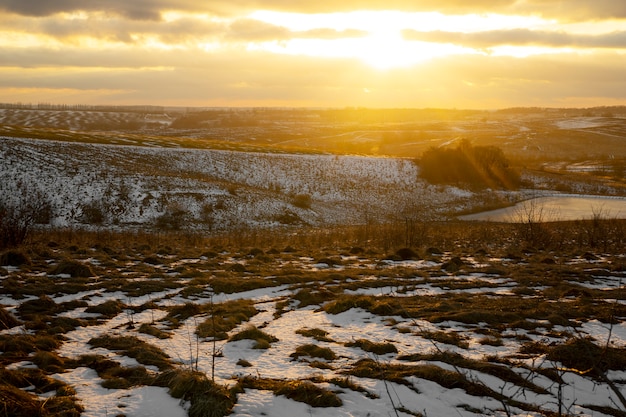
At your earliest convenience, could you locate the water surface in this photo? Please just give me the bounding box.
[460,195,626,222]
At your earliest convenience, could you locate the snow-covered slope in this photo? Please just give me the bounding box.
[0,137,471,230]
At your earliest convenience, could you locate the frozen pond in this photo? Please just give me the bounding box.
[460,195,626,222]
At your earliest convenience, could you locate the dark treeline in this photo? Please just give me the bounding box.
[419,139,521,190]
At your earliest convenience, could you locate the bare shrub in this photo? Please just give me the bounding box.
[79,201,106,224]
[155,203,189,230]
[0,190,51,249]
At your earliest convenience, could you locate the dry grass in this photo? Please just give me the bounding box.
[344,339,398,355]
[229,325,278,349]
[238,376,342,407]
[88,335,173,371]
[0,222,624,416]
[290,344,337,361]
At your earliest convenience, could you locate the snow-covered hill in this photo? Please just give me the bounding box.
[0,137,473,230]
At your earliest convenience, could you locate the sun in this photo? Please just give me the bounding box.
[248,10,473,69]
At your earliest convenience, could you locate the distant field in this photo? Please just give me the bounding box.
[2,106,626,162]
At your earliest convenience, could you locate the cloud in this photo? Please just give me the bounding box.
[403,28,626,49]
[1,1,625,108]
[227,19,290,41]
[2,0,625,22]
[514,0,626,21]
[1,42,625,108]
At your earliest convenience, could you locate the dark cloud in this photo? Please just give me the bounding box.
[3,0,625,22]
[403,28,626,49]
[0,0,163,20]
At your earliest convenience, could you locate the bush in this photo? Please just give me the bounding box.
[0,188,51,249]
[419,139,520,190]
[79,201,106,224]
[155,203,188,230]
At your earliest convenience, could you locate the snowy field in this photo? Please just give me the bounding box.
[1,240,625,417]
[0,136,476,229]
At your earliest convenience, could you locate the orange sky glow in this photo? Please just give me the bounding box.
[1,1,625,108]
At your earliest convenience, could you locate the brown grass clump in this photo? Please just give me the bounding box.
[0,249,31,266]
[16,295,58,320]
[0,334,61,361]
[32,351,66,373]
[155,369,237,417]
[418,330,470,349]
[239,376,342,407]
[325,376,379,399]
[88,334,173,371]
[229,325,278,349]
[49,259,95,277]
[322,294,374,314]
[546,337,626,377]
[0,306,21,329]
[196,299,257,339]
[0,368,83,417]
[293,287,336,307]
[296,327,333,342]
[164,302,202,327]
[138,323,171,339]
[290,344,336,361]
[99,366,154,389]
[345,339,398,355]
[84,299,125,318]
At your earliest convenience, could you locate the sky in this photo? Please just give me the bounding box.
[1,0,626,109]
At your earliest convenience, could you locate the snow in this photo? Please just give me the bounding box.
[3,249,625,417]
[554,118,607,130]
[56,368,187,417]
[0,136,470,229]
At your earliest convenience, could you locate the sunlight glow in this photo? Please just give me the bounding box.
[489,45,577,58]
[247,10,550,68]
[250,10,551,33]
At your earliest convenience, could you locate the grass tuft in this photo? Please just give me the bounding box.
[345,339,398,355]
[49,259,95,277]
[229,325,278,349]
[155,369,237,417]
[296,327,333,342]
[290,344,336,361]
[88,334,173,371]
[239,376,342,407]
